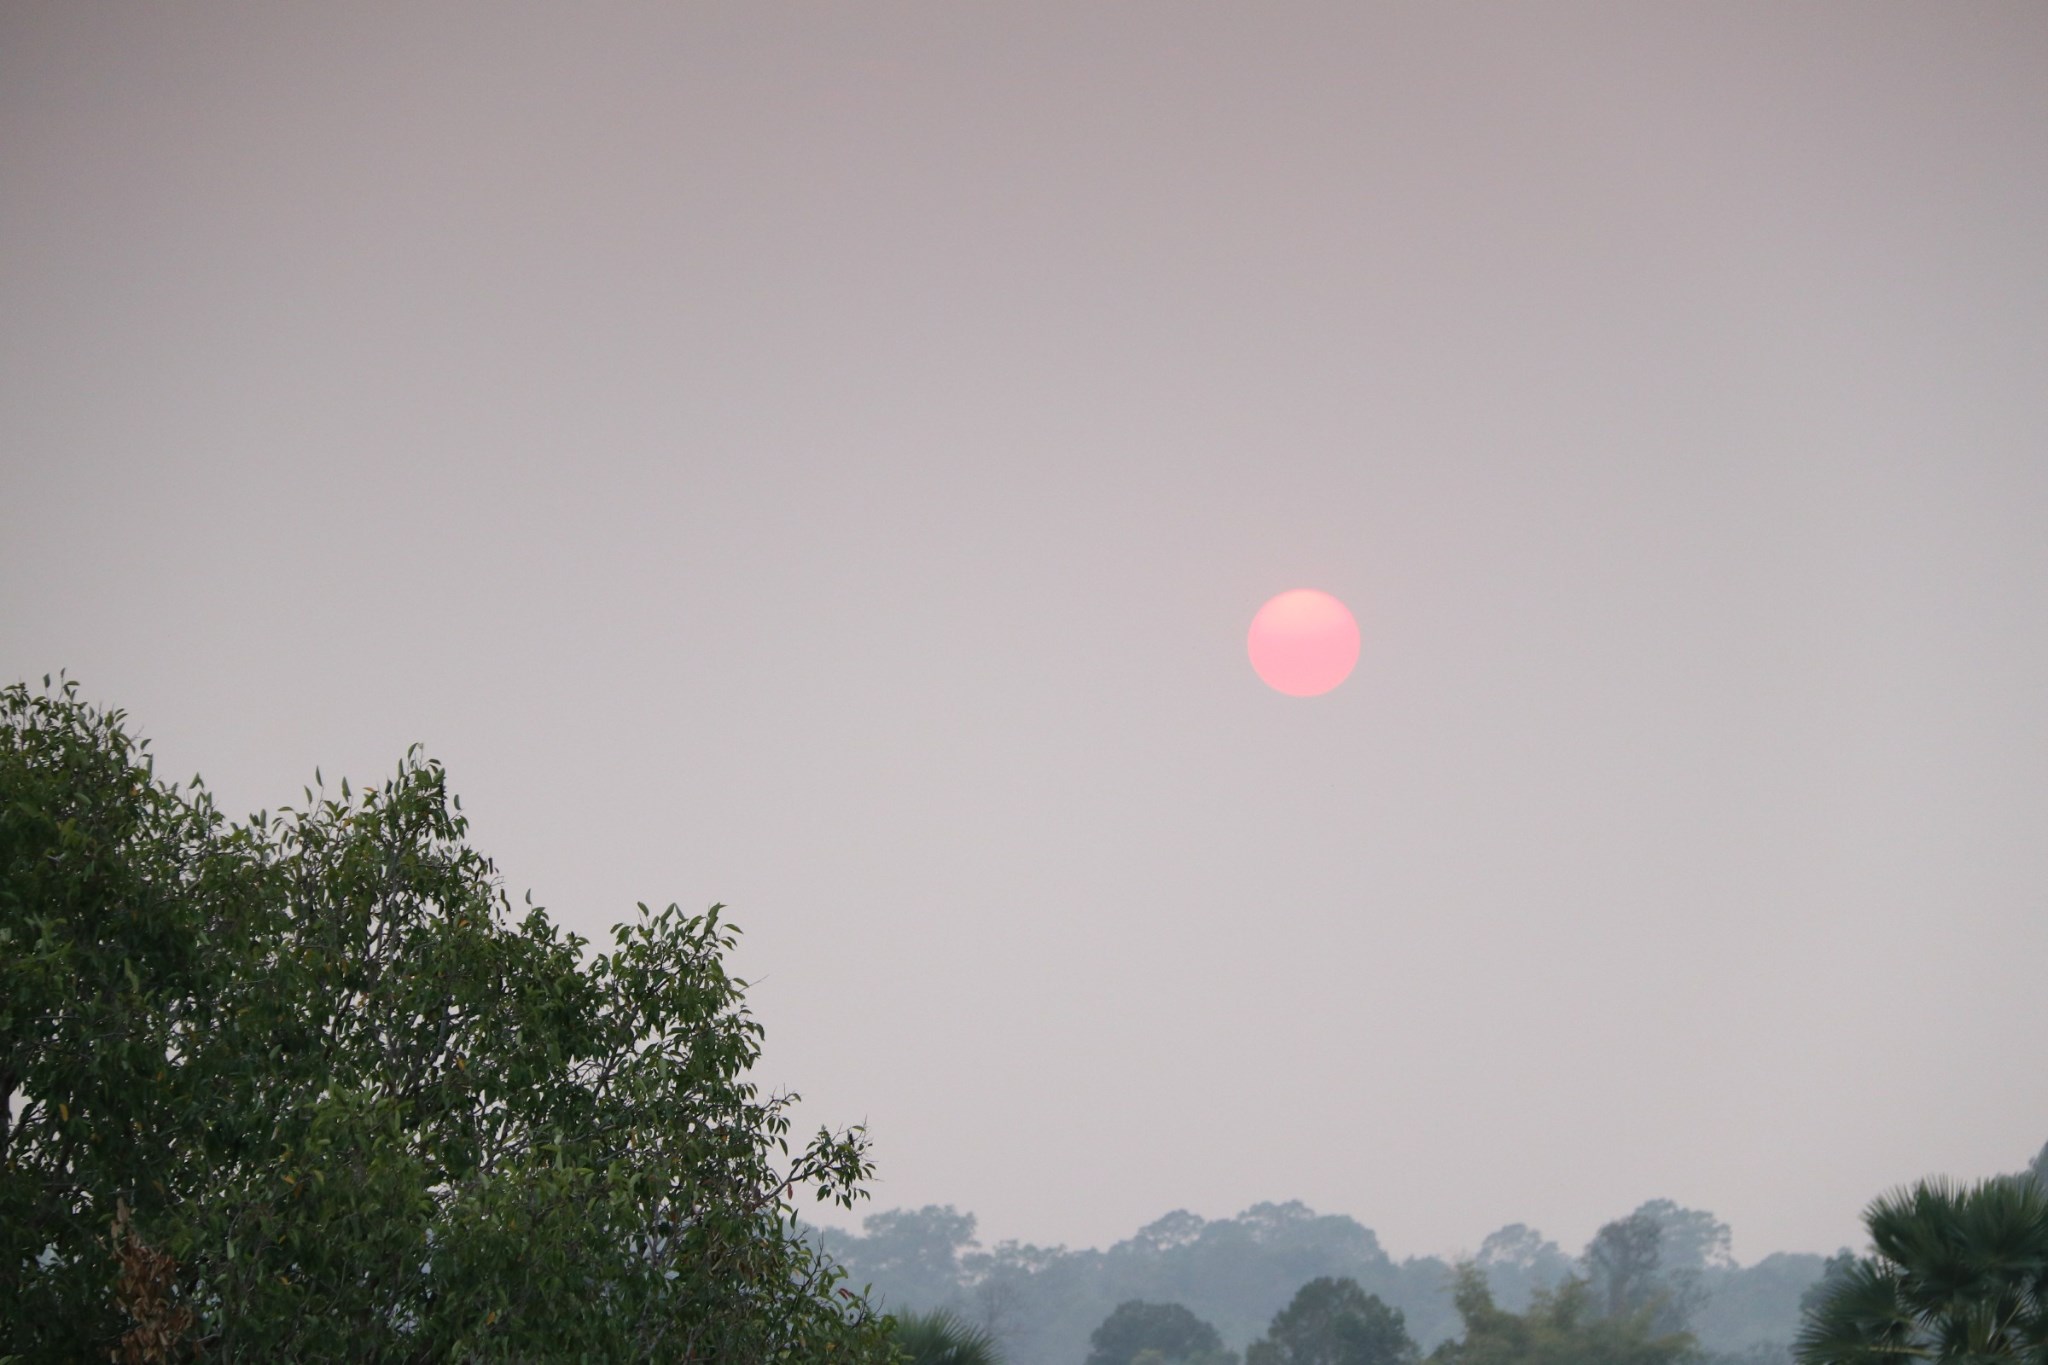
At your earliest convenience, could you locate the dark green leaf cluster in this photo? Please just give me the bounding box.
[1794,1176,2048,1365]
[1,678,892,1363]
[891,1308,1005,1365]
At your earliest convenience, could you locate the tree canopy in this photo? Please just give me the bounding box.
[1581,1205,1711,1337]
[0,678,891,1362]
[816,1195,1837,1365]
[1427,1264,1695,1365]
[891,1308,1005,1365]
[1794,1176,2048,1365]
[1087,1299,1233,1365]
[1246,1276,1419,1365]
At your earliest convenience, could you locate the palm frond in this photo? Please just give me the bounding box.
[889,1308,1003,1365]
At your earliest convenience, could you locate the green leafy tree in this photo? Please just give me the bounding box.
[1429,1263,1695,1365]
[1088,1299,1235,1365]
[1797,1252,1859,1323]
[1,678,892,1363]
[891,1308,1004,1365]
[1794,1176,2048,1365]
[1247,1276,1419,1365]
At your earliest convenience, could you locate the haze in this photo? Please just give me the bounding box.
[4,3,2046,1268]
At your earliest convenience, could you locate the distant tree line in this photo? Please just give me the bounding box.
[810,1194,1847,1365]
[829,1139,2048,1365]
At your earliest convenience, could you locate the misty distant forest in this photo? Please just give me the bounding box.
[810,1139,2048,1365]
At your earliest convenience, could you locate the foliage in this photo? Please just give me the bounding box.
[890,1308,1005,1365]
[1428,1263,1696,1365]
[1246,1276,1419,1365]
[1087,1298,1235,1365]
[0,678,891,1362]
[1471,1225,1575,1314]
[1689,1251,1830,1365]
[1793,1175,2048,1365]
[854,1206,985,1308]
[1583,1207,1704,1336]
[813,1200,1460,1364]
[817,1198,1830,1365]
[1564,1203,1744,1342]
[1797,1252,1860,1323]
[1585,1211,1668,1320]
[1634,1200,1735,1274]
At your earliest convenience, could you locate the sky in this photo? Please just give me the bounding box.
[5,3,2047,1267]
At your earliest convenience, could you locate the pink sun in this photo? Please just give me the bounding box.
[1247,589,1360,697]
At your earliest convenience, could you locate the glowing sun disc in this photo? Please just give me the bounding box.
[1248,589,1360,697]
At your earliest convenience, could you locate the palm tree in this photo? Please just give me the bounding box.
[1796,1176,2048,1364]
[889,1308,1004,1365]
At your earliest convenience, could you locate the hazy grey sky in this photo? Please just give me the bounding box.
[5,3,2046,1265]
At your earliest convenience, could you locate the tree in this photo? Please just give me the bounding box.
[891,1308,1004,1365]
[1794,1176,2048,1365]
[0,678,892,1362]
[1088,1299,1235,1365]
[817,1204,982,1309]
[1633,1200,1734,1276]
[1247,1276,1419,1365]
[1797,1252,1860,1323]
[2022,1140,2048,1193]
[1472,1224,1574,1313]
[1429,1263,1696,1365]
[1584,1212,1670,1323]
[1582,1206,1708,1336]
